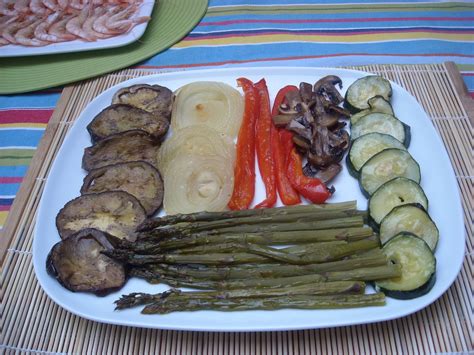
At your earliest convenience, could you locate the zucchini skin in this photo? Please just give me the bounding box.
[379,203,439,251]
[377,273,436,300]
[344,76,393,113]
[368,177,429,228]
[375,232,436,300]
[358,148,421,198]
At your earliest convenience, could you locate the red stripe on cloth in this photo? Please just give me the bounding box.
[0,177,23,183]
[136,52,474,70]
[201,17,474,26]
[0,109,53,124]
[0,205,11,211]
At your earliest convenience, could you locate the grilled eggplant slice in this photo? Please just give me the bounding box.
[46,228,126,296]
[82,130,160,171]
[87,104,169,142]
[111,84,173,120]
[81,161,164,216]
[56,191,146,241]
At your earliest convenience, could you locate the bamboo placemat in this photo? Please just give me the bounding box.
[1,63,472,354]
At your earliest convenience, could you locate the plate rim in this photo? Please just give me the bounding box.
[32,66,465,331]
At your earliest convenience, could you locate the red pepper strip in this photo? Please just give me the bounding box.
[271,86,301,205]
[228,78,260,210]
[286,148,332,204]
[254,79,277,208]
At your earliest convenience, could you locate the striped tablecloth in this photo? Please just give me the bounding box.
[0,0,473,229]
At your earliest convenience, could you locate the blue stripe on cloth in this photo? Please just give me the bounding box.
[143,41,474,66]
[0,184,21,196]
[0,197,14,206]
[0,166,29,176]
[0,92,61,110]
[0,130,44,147]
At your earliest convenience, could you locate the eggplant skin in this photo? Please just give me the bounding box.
[86,104,169,143]
[56,191,146,241]
[46,228,126,296]
[111,84,174,120]
[80,161,164,216]
[82,130,160,171]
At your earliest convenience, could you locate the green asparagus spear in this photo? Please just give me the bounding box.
[139,293,386,314]
[131,255,387,281]
[138,201,358,230]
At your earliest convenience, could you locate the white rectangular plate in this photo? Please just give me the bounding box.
[33,67,465,331]
[0,1,154,58]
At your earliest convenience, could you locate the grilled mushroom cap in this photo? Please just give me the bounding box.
[46,228,126,296]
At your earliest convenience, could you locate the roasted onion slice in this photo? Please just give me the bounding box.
[157,125,235,175]
[163,154,234,214]
[171,81,244,137]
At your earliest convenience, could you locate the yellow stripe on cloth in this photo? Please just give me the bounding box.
[175,32,474,48]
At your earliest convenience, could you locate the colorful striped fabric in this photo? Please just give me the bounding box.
[0,0,473,229]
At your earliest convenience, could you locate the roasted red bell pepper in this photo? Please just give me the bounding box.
[271,86,301,205]
[228,78,259,210]
[286,147,332,204]
[254,79,277,208]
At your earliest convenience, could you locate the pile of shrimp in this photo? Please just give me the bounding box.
[0,0,151,47]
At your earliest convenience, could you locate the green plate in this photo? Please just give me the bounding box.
[0,0,208,95]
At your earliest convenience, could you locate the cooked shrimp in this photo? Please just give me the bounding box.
[42,0,61,11]
[105,4,138,29]
[15,19,49,46]
[2,16,35,44]
[34,11,62,42]
[93,5,123,35]
[69,0,86,10]
[13,0,30,14]
[82,6,110,39]
[57,0,69,9]
[30,0,50,16]
[66,5,97,41]
[0,0,17,16]
[48,14,77,41]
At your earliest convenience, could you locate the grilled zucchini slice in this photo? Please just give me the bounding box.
[351,113,410,147]
[344,75,392,113]
[347,133,407,177]
[368,177,428,226]
[375,232,436,299]
[359,148,421,197]
[380,204,439,251]
[350,96,394,126]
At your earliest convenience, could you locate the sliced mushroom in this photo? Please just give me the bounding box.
[46,228,126,296]
[303,162,342,183]
[287,119,312,142]
[314,75,344,105]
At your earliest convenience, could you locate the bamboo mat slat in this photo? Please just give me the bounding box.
[1,63,472,354]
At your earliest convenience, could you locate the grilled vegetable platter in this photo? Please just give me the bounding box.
[32,68,464,331]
